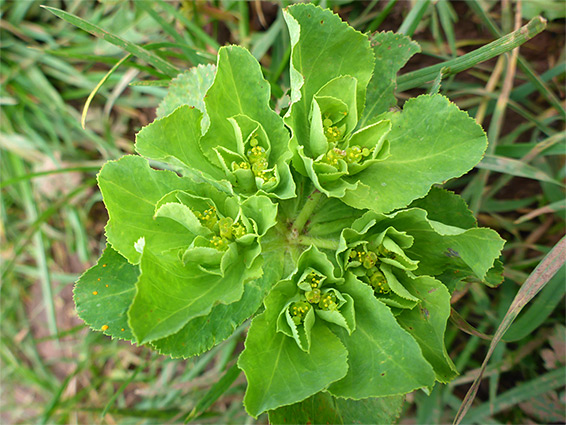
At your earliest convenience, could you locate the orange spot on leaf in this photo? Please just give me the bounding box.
[92,291,98,295]
[101,325,109,331]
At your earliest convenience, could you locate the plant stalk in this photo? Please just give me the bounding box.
[292,190,323,234]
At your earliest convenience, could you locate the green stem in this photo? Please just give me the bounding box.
[292,190,323,234]
[397,16,547,92]
[295,236,339,251]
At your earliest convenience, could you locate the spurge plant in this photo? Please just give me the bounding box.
[74,4,505,423]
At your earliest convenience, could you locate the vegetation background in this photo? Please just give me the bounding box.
[1,0,564,423]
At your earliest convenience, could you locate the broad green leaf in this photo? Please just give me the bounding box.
[136,106,224,181]
[342,94,488,213]
[151,228,286,358]
[409,186,477,230]
[284,4,374,131]
[268,391,404,425]
[74,245,137,341]
[156,64,216,128]
[359,31,421,127]
[327,275,436,398]
[306,196,365,239]
[284,4,374,175]
[483,258,505,288]
[239,278,349,418]
[397,275,458,383]
[129,247,261,344]
[201,45,294,199]
[348,208,505,282]
[98,155,203,264]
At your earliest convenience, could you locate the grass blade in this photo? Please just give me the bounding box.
[464,368,566,424]
[503,264,566,342]
[156,0,220,51]
[450,308,493,341]
[453,236,566,425]
[1,166,102,189]
[397,16,547,92]
[184,362,241,423]
[514,199,566,224]
[476,154,563,186]
[366,0,398,32]
[398,0,431,37]
[81,54,131,129]
[468,0,565,117]
[41,6,180,78]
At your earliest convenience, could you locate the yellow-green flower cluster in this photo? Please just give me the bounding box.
[347,246,392,295]
[197,205,247,251]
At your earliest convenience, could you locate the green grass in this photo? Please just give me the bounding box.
[1,1,564,424]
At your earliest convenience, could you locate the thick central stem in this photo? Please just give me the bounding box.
[292,190,323,234]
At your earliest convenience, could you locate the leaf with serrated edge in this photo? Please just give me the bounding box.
[283,4,374,175]
[327,274,435,399]
[129,247,262,344]
[136,106,225,181]
[306,196,365,239]
[238,279,348,418]
[98,155,206,264]
[397,274,458,383]
[201,45,295,199]
[342,94,488,213]
[359,31,420,127]
[151,228,286,358]
[74,245,137,341]
[347,208,504,281]
[268,391,405,425]
[409,186,477,230]
[156,64,216,129]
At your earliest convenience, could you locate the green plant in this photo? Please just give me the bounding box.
[71,4,510,423]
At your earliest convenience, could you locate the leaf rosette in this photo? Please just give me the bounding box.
[301,75,392,195]
[239,246,438,417]
[275,246,354,352]
[137,46,295,201]
[284,4,488,213]
[97,155,278,344]
[71,4,510,423]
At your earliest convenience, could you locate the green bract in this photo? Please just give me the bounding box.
[74,4,506,424]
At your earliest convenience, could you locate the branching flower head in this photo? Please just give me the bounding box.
[275,246,354,352]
